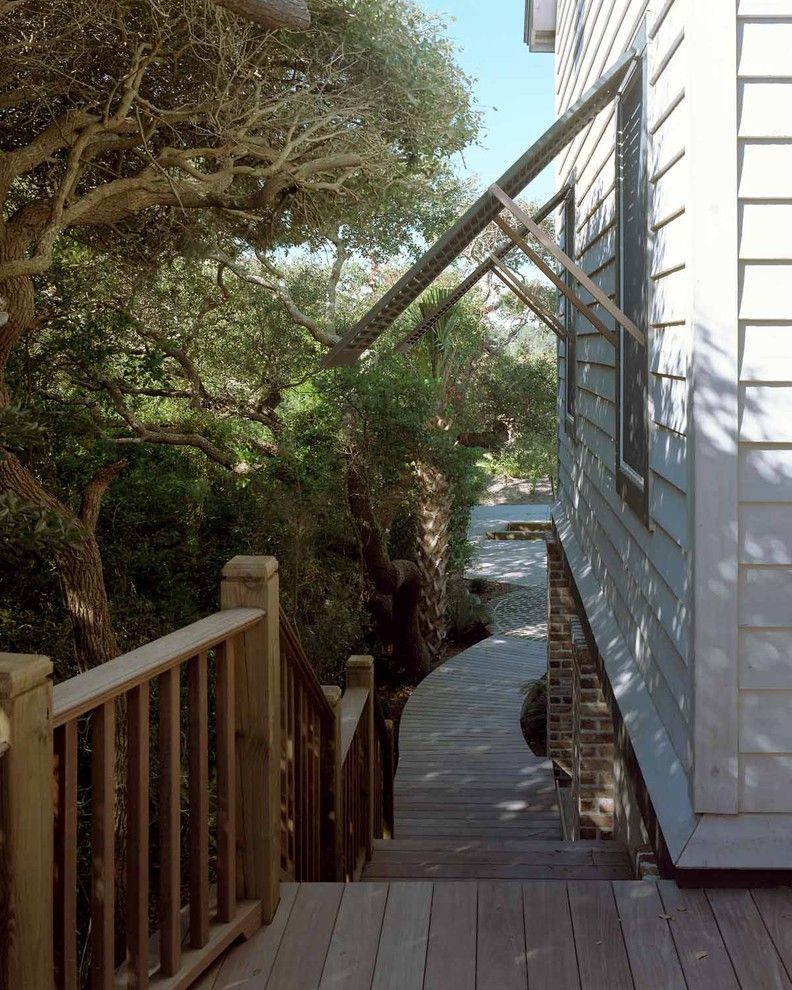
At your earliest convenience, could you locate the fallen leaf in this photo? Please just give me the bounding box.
[659,913,673,920]
[695,951,708,961]
[676,906,688,912]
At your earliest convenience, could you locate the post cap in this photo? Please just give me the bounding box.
[321,685,342,707]
[346,655,374,671]
[222,556,279,580]
[0,654,53,699]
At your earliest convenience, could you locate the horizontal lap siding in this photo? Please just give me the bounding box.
[556,0,692,769]
[736,8,792,812]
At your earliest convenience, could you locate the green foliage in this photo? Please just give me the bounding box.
[0,0,558,685]
[0,491,80,564]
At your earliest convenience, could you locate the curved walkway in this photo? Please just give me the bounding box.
[363,502,632,880]
[394,501,558,842]
[392,634,558,841]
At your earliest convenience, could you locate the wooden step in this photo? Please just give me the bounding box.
[364,838,633,881]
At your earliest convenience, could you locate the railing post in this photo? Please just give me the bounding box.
[345,656,375,861]
[320,686,345,881]
[221,557,281,923]
[0,653,54,990]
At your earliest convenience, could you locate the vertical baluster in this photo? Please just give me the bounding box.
[287,666,295,875]
[280,652,288,875]
[54,720,78,990]
[310,710,318,879]
[91,701,115,990]
[127,684,150,990]
[293,683,304,879]
[216,637,236,923]
[298,684,310,880]
[158,667,181,977]
[187,652,210,948]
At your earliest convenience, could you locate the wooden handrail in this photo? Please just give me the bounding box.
[340,686,369,760]
[279,607,335,721]
[52,607,264,726]
[1,556,398,988]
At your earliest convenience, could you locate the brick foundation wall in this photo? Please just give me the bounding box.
[571,621,615,839]
[546,532,574,776]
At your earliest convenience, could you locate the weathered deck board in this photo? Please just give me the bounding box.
[203,880,792,989]
[370,881,433,990]
[423,881,477,990]
[522,881,581,990]
[476,881,528,990]
[707,888,792,990]
[319,883,389,990]
[656,881,740,990]
[613,881,686,989]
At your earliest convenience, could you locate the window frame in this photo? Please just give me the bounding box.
[562,182,578,438]
[614,41,651,525]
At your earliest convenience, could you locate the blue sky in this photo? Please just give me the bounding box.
[416,0,556,201]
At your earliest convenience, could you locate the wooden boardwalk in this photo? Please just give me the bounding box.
[199,879,792,990]
[363,632,631,880]
[199,509,792,988]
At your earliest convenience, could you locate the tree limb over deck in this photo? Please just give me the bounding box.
[212,0,311,29]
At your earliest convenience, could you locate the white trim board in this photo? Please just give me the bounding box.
[688,0,740,814]
[677,814,792,870]
[553,502,697,862]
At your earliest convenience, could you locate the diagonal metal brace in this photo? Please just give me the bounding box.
[489,256,567,341]
[490,183,645,347]
[492,214,618,348]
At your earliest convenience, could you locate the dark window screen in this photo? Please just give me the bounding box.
[618,62,648,481]
[563,188,576,419]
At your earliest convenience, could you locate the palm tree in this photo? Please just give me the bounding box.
[409,288,464,663]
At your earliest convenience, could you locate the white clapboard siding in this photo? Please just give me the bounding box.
[739,446,792,501]
[739,504,792,564]
[652,375,687,435]
[739,204,792,260]
[650,268,687,326]
[651,211,687,278]
[739,82,792,138]
[651,154,686,229]
[739,567,792,627]
[651,426,687,493]
[739,692,792,753]
[739,142,792,200]
[739,0,792,14]
[740,324,792,381]
[555,0,692,777]
[650,322,689,379]
[740,264,792,320]
[739,630,792,690]
[739,385,792,442]
[739,756,792,812]
[738,19,792,77]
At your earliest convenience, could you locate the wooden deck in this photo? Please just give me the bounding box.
[198,510,792,989]
[364,632,631,880]
[198,879,792,989]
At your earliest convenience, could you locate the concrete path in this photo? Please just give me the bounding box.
[465,503,550,588]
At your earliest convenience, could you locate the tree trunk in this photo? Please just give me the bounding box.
[345,456,430,679]
[212,0,311,29]
[414,461,451,662]
[0,452,121,670]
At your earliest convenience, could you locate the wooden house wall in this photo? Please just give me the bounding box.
[554,0,693,771]
[735,0,792,814]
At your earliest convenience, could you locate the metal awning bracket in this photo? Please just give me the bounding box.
[489,255,567,341]
[492,212,618,348]
[490,183,645,347]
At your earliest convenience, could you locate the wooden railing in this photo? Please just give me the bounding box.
[279,608,335,882]
[0,555,394,989]
[53,607,272,989]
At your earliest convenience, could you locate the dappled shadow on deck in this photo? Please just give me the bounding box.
[392,635,558,841]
